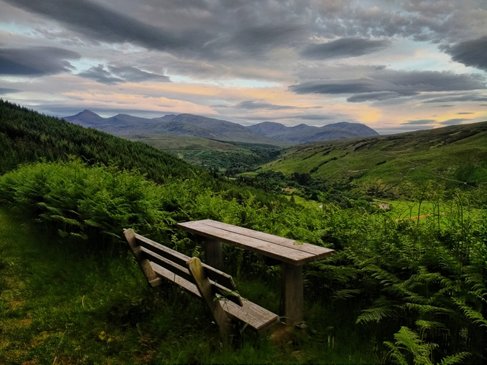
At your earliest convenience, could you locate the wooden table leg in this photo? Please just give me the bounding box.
[282,263,304,325]
[204,238,223,270]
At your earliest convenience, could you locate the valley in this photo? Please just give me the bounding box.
[0,100,486,364]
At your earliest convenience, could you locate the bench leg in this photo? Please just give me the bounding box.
[188,257,231,345]
[204,238,223,270]
[282,263,304,325]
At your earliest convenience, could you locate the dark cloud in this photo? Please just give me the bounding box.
[228,24,304,56]
[237,100,293,110]
[3,0,200,53]
[3,0,303,60]
[402,119,435,125]
[0,88,19,94]
[445,36,487,71]
[78,64,169,84]
[301,38,390,59]
[0,46,79,75]
[423,94,487,104]
[347,91,401,102]
[441,118,469,126]
[457,112,473,115]
[291,69,485,100]
[78,65,123,84]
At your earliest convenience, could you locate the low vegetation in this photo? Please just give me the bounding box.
[1,100,486,363]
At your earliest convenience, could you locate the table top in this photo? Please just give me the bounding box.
[177,219,334,265]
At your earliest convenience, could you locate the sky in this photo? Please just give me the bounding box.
[0,0,486,134]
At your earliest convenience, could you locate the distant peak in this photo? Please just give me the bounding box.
[78,109,100,117]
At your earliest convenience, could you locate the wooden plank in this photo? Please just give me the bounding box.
[135,233,236,289]
[221,298,279,332]
[151,262,200,297]
[142,246,242,306]
[124,229,161,287]
[178,221,314,264]
[140,246,194,283]
[200,219,333,257]
[188,257,231,344]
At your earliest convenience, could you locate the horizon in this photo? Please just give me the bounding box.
[1,0,486,134]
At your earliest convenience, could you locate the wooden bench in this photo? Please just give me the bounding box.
[123,228,279,342]
[177,219,335,325]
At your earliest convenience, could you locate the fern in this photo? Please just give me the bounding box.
[439,352,470,365]
[356,300,396,325]
[452,298,487,327]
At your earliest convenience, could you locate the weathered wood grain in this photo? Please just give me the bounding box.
[123,228,161,287]
[188,257,231,343]
[178,219,334,264]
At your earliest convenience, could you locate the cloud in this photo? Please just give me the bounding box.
[291,69,486,101]
[422,93,487,104]
[457,112,473,115]
[402,119,435,125]
[347,92,401,102]
[3,0,199,53]
[78,64,170,84]
[301,38,390,59]
[3,0,303,60]
[445,36,487,71]
[78,65,123,84]
[441,118,469,126]
[236,100,293,110]
[0,88,19,94]
[0,46,79,75]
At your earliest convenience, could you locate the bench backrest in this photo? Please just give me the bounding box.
[123,229,242,306]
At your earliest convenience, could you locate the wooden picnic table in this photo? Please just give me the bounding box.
[177,219,335,325]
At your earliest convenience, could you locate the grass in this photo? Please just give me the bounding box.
[0,208,380,364]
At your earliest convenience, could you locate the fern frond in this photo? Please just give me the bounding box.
[333,288,362,300]
[356,305,395,325]
[452,298,487,327]
[439,352,470,365]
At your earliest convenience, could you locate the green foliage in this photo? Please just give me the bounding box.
[385,327,470,365]
[0,99,197,182]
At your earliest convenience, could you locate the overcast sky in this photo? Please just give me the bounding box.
[0,0,486,133]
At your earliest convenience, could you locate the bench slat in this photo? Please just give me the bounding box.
[151,262,278,331]
[199,219,333,257]
[140,246,194,283]
[142,246,243,306]
[221,298,279,332]
[135,234,237,290]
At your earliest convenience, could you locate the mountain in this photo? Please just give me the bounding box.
[0,100,196,182]
[248,121,378,143]
[259,120,487,193]
[65,110,378,145]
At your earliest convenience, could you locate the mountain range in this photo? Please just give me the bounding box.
[65,110,378,145]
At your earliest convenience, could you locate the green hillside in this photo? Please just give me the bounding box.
[261,121,487,195]
[130,134,280,173]
[0,100,197,182]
